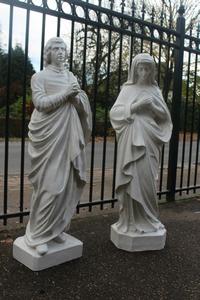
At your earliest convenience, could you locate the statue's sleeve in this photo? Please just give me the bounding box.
[109,101,135,138]
[67,73,92,144]
[150,91,166,117]
[31,73,67,112]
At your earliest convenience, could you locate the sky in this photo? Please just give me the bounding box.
[0,0,118,71]
[1,2,121,76]
[0,2,65,71]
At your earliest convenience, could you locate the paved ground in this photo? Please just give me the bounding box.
[0,198,200,300]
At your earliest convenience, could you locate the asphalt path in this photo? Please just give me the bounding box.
[0,140,199,175]
[1,199,200,299]
[0,141,117,175]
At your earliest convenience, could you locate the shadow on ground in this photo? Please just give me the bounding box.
[0,198,200,300]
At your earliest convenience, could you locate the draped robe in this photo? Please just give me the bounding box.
[25,65,92,247]
[110,84,172,234]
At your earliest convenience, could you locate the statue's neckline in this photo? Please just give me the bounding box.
[46,65,66,73]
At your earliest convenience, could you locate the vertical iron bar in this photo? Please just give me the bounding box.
[112,31,123,205]
[179,38,191,194]
[3,4,13,225]
[193,107,200,191]
[193,27,200,191]
[112,137,117,207]
[89,25,100,211]
[111,3,124,205]
[150,7,155,55]
[129,0,135,64]
[157,45,162,86]
[157,1,164,86]
[100,29,112,209]
[186,53,198,193]
[69,3,75,72]
[194,108,200,193]
[157,6,164,199]
[158,145,165,199]
[129,25,134,67]
[157,42,163,198]
[19,8,30,223]
[159,32,171,197]
[81,20,87,90]
[57,0,61,37]
[40,12,46,70]
[77,9,88,214]
[140,1,145,52]
[167,6,185,201]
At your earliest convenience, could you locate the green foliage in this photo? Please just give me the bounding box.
[95,104,105,123]
[0,44,35,108]
[179,76,200,132]
[0,94,32,118]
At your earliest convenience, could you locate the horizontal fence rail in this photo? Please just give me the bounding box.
[0,0,200,224]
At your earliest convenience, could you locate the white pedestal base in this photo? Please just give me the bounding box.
[13,233,83,271]
[111,224,166,252]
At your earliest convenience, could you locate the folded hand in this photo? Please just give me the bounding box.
[65,82,80,98]
[139,97,153,108]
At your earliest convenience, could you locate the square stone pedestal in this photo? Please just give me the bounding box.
[13,233,83,271]
[111,224,166,252]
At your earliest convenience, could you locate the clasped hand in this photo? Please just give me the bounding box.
[131,97,153,113]
[65,82,80,99]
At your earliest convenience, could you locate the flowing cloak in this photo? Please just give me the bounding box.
[110,84,172,233]
[25,65,92,247]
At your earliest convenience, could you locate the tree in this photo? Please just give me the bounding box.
[0,44,35,108]
[125,0,200,104]
[125,0,200,31]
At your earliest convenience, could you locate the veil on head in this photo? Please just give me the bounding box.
[124,53,157,86]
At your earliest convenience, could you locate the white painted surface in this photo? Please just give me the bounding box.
[13,233,83,271]
[110,54,172,250]
[111,224,166,252]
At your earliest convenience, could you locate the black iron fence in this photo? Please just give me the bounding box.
[0,0,200,225]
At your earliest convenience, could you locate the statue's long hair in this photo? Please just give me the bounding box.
[43,37,67,67]
[124,53,157,86]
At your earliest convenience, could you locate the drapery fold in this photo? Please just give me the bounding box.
[110,84,172,233]
[25,67,92,247]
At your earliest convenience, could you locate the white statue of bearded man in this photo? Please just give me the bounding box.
[25,37,92,256]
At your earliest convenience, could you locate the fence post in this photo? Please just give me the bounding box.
[166,5,185,201]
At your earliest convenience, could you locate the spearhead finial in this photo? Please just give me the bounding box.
[109,0,115,10]
[120,0,126,13]
[131,0,136,16]
[178,5,185,16]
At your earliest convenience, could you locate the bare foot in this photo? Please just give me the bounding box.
[54,233,67,244]
[36,243,48,256]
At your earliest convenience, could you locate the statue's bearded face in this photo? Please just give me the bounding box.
[50,42,66,66]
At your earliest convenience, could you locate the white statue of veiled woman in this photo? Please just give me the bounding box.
[110,53,172,251]
[24,37,92,256]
